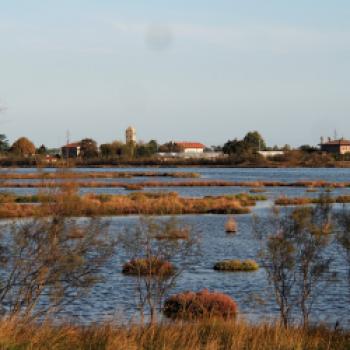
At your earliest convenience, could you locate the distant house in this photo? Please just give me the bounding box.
[61,142,81,158]
[258,150,284,158]
[320,138,350,155]
[174,142,205,154]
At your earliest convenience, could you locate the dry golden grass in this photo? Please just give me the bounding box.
[0,192,253,218]
[0,318,347,350]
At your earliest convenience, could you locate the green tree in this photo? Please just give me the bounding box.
[37,144,47,155]
[100,143,114,158]
[243,131,266,151]
[80,138,98,159]
[10,137,36,156]
[223,139,247,155]
[0,134,9,153]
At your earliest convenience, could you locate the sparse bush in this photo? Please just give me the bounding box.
[164,289,237,320]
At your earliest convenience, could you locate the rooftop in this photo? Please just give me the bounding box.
[321,139,350,146]
[62,142,81,148]
[175,142,205,149]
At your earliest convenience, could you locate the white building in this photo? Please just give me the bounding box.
[258,150,284,158]
[175,142,205,154]
[125,126,136,144]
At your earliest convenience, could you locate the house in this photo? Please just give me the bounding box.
[320,138,350,155]
[61,142,81,158]
[258,150,284,158]
[174,142,205,154]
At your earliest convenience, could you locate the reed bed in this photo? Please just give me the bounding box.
[275,195,350,206]
[0,171,200,180]
[0,192,254,218]
[0,318,347,349]
[2,179,350,189]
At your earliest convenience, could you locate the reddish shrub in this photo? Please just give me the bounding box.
[163,289,237,320]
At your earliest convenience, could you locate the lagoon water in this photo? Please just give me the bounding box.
[2,167,350,326]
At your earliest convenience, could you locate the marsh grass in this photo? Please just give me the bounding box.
[0,318,347,350]
[213,259,259,272]
[275,195,350,206]
[122,257,175,276]
[0,191,253,218]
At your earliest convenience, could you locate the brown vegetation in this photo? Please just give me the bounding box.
[164,290,237,320]
[122,257,174,276]
[275,195,350,206]
[0,318,347,350]
[213,259,259,271]
[0,192,254,218]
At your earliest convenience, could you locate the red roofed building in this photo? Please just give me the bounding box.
[61,142,81,158]
[174,142,205,154]
[320,138,350,155]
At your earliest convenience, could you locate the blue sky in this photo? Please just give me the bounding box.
[0,0,349,148]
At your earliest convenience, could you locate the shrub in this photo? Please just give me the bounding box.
[122,257,175,277]
[163,289,237,320]
[213,259,259,271]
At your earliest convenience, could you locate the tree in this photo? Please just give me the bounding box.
[254,208,297,328]
[100,143,114,158]
[336,208,350,288]
[223,139,247,155]
[37,144,47,155]
[148,140,158,154]
[255,199,333,328]
[299,145,319,153]
[0,214,116,321]
[120,217,200,324]
[243,131,266,151]
[80,138,98,159]
[135,140,159,158]
[10,137,35,156]
[0,134,9,153]
[158,142,180,153]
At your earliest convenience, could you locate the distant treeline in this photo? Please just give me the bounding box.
[1,132,350,167]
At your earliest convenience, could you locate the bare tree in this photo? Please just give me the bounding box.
[0,214,116,322]
[291,206,332,327]
[255,200,333,328]
[254,208,297,328]
[120,217,200,324]
[336,205,350,287]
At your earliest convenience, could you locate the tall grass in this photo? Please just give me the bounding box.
[0,318,347,349]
